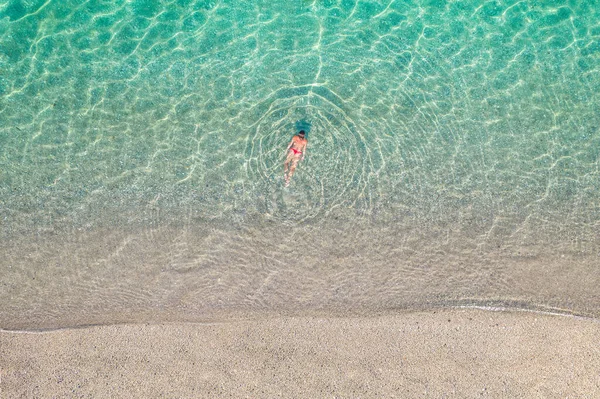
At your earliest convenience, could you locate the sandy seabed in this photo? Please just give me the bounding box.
[2,309,599,398]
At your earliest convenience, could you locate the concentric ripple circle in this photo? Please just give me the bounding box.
[244,84,384,223]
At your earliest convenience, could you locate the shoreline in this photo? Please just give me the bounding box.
[3,308,599,398]
[3,222,599,331]
[3,303,599,334]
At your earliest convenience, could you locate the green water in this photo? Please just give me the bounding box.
[1,0,599,329]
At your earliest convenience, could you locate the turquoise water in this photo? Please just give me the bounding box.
[1,0,599,329]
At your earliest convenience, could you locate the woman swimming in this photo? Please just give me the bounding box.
[284,130,308,186]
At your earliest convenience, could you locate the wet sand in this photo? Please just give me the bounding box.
[2,309,599,398]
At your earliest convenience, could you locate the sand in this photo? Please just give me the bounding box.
[2,308,599,398]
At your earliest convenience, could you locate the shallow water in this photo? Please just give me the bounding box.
[1,0,599,329]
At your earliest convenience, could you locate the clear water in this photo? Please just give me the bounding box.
[1,0,599,329]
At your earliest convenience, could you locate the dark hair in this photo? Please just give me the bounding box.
[298,130,305,136]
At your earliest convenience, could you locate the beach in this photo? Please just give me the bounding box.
[2,1,600,397]
[3,308,599,398]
